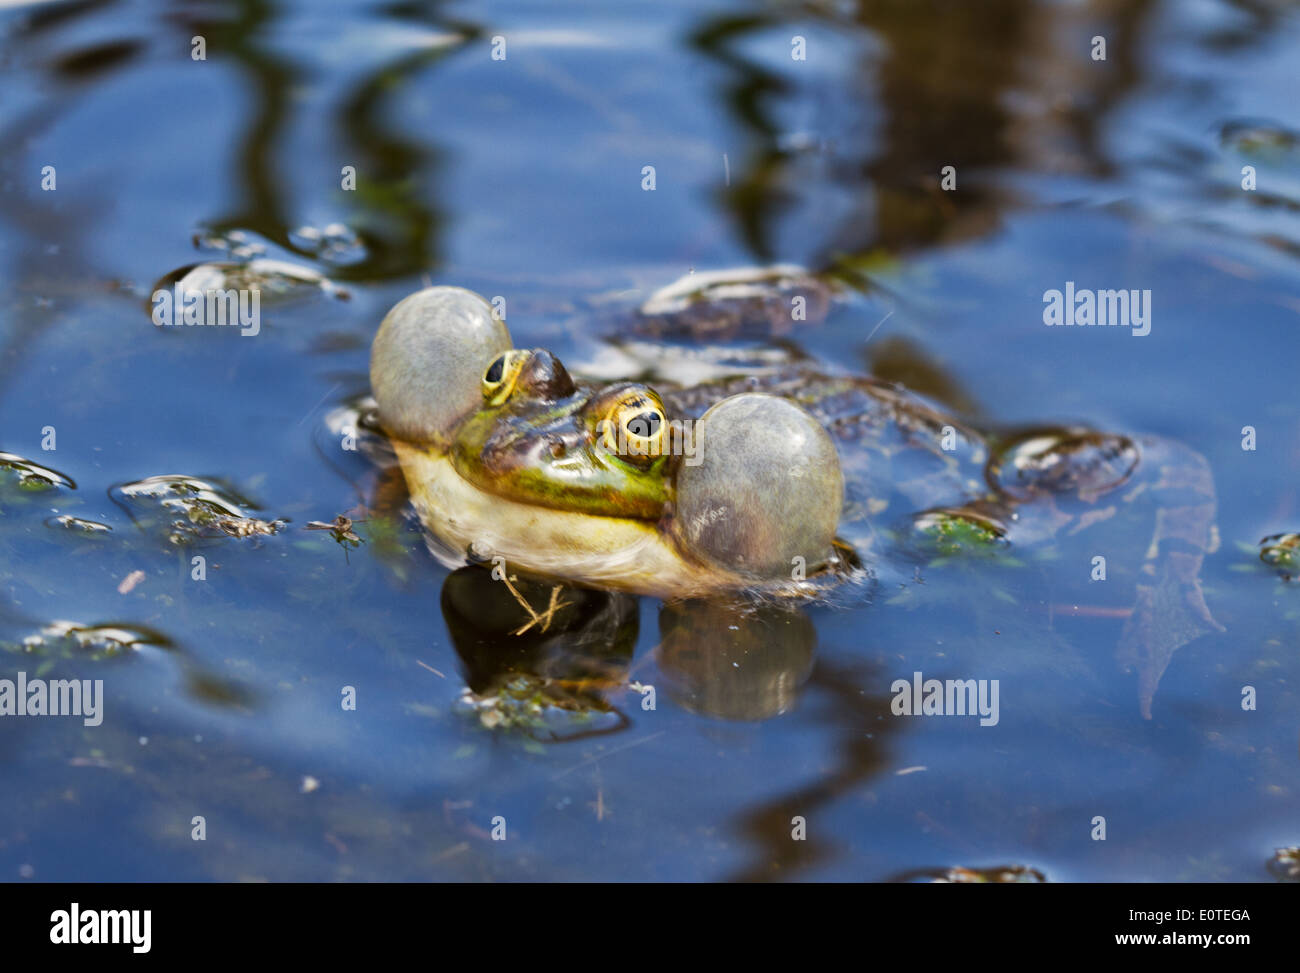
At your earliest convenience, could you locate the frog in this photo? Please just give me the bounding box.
[367,273,1223,718]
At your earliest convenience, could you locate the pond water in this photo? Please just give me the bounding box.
[1,0,1298,881]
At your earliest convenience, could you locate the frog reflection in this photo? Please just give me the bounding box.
[440,565,637,741]
[656,600,816,722]
[440,565,821,732]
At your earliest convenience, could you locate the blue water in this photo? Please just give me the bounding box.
[1,0,1298,881]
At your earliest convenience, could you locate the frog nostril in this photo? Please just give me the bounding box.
[549,440,567,459]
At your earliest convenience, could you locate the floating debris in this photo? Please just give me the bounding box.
[18,620,175,660]
[289,223,367,266]
[935,865,1046,883]
[642,264,826,314]
[194,227,269,260]
[896,864,1047,883]
[987,429,1139,502]
[1259,533,1300,580]
[150,258,348,319]
[454,678,626,742]
[189,258,345,300]
[635,265,834,340]
[45,515,112,533]
[116,570,146,594]
[0,451,76,492]
[110,474,285,544]
[1268,846,1300,882]
[1220,119,1300,159]
[914,507,1009,555]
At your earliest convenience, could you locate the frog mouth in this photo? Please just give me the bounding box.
[455,454,669,522]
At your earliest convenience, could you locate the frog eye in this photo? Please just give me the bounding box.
[481,350,530,405]
[599,391,668,465]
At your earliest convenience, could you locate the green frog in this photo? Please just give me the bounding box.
[368,275,1223,718]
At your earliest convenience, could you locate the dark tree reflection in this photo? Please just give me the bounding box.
[688,0,1168,268]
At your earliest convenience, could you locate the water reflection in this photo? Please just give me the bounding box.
[0,0,140,389]
[0,0,1298,881]
[161,0,484,281]
[685,0,1278,267]
[441,568,822,727]
[441,565,637,741]
[330,3,483,280]
[657,599,815,721]
[723,659,897,881]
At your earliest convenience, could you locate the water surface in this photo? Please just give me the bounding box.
[1,0,1299,881]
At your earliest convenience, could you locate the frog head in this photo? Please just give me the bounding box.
[452,348,673,520]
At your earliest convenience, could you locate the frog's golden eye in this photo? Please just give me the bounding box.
[481,350,530,405]
[598,391,668,466]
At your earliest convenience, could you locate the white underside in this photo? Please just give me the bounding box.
[394,442,741,597]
